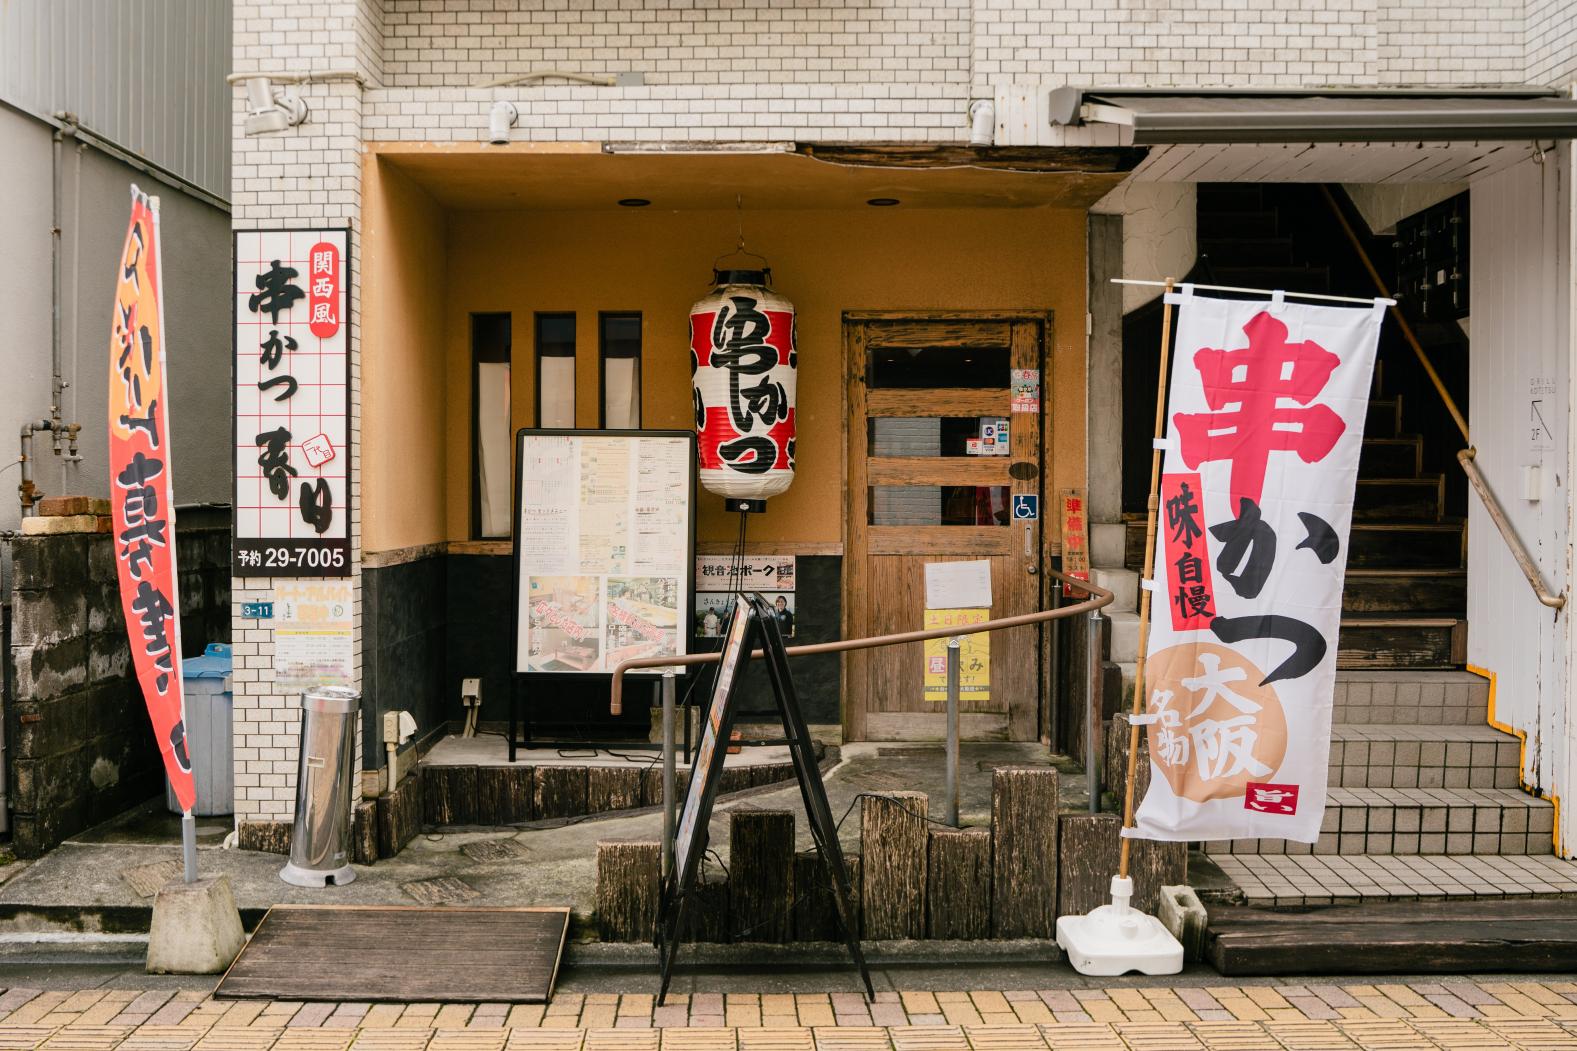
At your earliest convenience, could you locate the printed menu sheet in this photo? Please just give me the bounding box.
[515,434,691,674]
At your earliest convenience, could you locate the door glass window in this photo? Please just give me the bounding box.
[536,313,576,428]
[869,485,1012,526]
[600,312,642,429]
[868,345,1011,388]
[870,417,1013,457]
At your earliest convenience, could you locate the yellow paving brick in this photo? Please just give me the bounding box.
[808,1026,889,1049]
[356,1009,404,1031]
[1113,1021,1202,1049]
[1351,996,1410,1020]
[1407,1020,1514,1049]
[976,1013,1017,1027]
[1241,987,1293,1011]
[577,1008,617,1030]
[428,1031,508,1051]
[725,1008,761,1029]
[959,1023,1043,1049]
[1209,997,1268,1023]
[504,1031,585,1051]
[1120,1010,1164,1024]
[117,1026,204,1051]
[936,1004,981,1028]
[1008,1003,1053,1025]
[1106,989,1150,1013]
[737,1029,814,1051]
[275,1031,356,1051]
[72,1004,126,1028]
[584,1030,656,1051]
[622,997,657,1018]
[348,1032,436,1051]
[195,1029,286,1051]
[1512,983,1569,1007]
[1152,1001,1198,1024]
[6,994,73,1026]
[1374,985,1429,1008]
[967,993,1011,1016]
[1038,1022,1128,1050]
[434,1007,475,1029]
[40,1028,131,1051]
[795,1006,834,1029]
[1081,1001,1125,1025]
[655,1029,736,1050]
[585,996,619,1008]
[505,1008,545,1030]
[887,1026,968,1050]
[933,995,970,1005]
[899,994,938,1017]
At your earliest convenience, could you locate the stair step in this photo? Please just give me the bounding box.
[1329,724,1520,789]
[1333,670,1488,724]
[1342,568,1466,615]
[1366,397,1403,439]
[1198,210,1281,238]
[1198,236,1296,266]
[1354,476,1444,521]
[1202,787,1554,857]
[1358,438,1423,478]
[1348,522,1463,568]
[1196,186,1267,212]
[1337,617,1463,669]
[1212,266,1331,294]
[1205,892,1577,971]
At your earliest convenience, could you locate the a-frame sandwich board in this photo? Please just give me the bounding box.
[654,592,872,1004]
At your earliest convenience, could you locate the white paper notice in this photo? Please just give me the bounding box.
[924,560,992,610]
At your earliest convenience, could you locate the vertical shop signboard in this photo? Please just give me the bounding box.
[1130,289,1384,845]
[233,229,351,576]
[108,187,195,813]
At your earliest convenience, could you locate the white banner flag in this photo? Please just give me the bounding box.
[1129,287,1386,845]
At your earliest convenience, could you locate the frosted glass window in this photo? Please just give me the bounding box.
[600,313,641,429]
[536,314,576,428]
[471,314,512,539]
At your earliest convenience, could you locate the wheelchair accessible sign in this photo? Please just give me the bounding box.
[1011,495,1039,521]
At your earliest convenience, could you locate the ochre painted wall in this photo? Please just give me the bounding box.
[436,206,1087,550]
[361,159,450,553]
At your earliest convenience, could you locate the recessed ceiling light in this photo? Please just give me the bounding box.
[867,197,900,207]
[618,198,651,207]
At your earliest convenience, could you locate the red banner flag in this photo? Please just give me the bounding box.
[109,187,195,813]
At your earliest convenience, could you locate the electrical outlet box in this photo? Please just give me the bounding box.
[382,709,417,745]
[461,677,481,707]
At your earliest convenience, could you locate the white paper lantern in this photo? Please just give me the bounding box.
[689,269,797,500]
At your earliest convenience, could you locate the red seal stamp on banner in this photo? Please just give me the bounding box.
[1245,782,1299,815]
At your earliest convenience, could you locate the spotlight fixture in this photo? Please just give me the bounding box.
[617,198,651,207]
[867,198,900,207]
[242,77,308,137]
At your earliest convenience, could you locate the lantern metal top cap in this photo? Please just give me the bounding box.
[712,267,772,287]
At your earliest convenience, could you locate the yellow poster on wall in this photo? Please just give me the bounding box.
[923,608,990,701]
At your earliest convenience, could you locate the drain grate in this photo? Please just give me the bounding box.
[401,876,480,906]
[121,860,185,898]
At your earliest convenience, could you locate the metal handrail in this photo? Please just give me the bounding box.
[1321,185,1566,613]
[1459,449,1566,610]
[609,567,1114,714]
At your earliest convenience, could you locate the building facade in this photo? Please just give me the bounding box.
[228,0,1577,890]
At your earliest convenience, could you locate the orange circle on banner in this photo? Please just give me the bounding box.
[1143,641,1287,803]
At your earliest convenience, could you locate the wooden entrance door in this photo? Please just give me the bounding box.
[845,312,1048,742]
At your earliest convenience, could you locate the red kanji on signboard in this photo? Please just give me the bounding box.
[1160,472,1216,631]
[1172,311,1346,507]
[308,242,340,338]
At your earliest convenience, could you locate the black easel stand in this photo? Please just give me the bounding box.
[654,593,872,1004]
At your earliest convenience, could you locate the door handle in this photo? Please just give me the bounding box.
[1024,521,1037,573]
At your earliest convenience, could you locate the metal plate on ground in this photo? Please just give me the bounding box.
[217,906,570,1002]
[461,839,525,863]
[121,860,185,898]
[401,875,481,905]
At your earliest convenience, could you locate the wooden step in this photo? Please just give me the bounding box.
[1358,437,1422,478]
[1354,476,1444,521]
[1198,210,1281,238]
[1347,523,1463,569]
[1197,237,1296,266]
[1342,568,1466,615]
[1337,617,1464,669]
[1212,266,1331,294]
[1365,397,1403,439]
[1206,899,1577,976]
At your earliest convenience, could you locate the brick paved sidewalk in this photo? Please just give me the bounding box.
[6,981,1577,1048]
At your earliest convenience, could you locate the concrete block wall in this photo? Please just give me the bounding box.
[5,514,231,857]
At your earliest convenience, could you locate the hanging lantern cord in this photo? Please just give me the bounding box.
[713,193,771,275]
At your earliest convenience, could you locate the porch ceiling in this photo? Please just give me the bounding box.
[1129,141,1547,184]
[377,146,1133,210]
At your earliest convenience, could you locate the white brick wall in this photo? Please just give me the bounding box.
[233,1,374,824]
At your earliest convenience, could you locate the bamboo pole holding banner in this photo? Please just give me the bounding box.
[1117,278,1175,880]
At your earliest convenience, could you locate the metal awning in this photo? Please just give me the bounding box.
[1049,87,1577,144]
